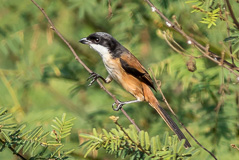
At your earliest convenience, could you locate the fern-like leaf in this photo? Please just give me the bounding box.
[80,125,199,160]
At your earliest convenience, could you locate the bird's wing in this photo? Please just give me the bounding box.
[120,52,156,91]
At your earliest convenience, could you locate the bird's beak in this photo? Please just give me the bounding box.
[79,38,91,44]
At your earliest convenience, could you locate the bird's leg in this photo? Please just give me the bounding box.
[87,72,105,86]
[87,73,112,86]
[112,99,141,111]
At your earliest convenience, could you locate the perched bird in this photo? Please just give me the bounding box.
[79,32,191,148]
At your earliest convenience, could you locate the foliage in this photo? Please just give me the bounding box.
[186,0,223,28]
[80,116,199,160]
[224,29,239,50]
[0,0,239,159]
[0,107,75,159]
[186,0,239,55]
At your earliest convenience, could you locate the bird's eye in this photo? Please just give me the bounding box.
[94,38,100,43]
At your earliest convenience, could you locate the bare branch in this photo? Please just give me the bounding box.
[30,0,140,132]
[224,0,236,65]
[225,0,239,29]
[144,0,239,78]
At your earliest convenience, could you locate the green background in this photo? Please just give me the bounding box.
[0,0,238,159]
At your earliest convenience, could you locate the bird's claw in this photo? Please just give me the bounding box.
[87,72,101,86]
[112,100,125,111]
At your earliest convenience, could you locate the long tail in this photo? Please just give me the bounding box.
[143,85,191,148]
[153,103,191,148]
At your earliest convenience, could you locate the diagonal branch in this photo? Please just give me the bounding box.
[0,139,27,160]
[225,0,239,29]
[30,0,140,132]
[144,0,239,78]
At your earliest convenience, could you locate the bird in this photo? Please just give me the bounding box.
[79,32,191,148]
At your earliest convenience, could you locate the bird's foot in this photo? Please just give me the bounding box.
[112,100,125,111]
[87,72,104,86]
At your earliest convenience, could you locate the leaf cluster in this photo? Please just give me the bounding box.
[80,124,199,160]
[0,107,75,159]
[186,0,223,28]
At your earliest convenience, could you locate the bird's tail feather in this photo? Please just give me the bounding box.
[153,103,191,148]
[143,83,191,148]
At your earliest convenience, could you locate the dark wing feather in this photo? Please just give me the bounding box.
[120,53,156,91]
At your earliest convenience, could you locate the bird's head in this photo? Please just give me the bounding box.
[80,32,125,58]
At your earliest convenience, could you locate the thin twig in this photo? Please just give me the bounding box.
[195,45,239,76]
[111,116,149,155]
[162,31,187,57]
[149,68,218,160]
[231,144,239,151]
[162,31,202,59]
[144,0,239,76]
[107,0,113,19]
[225,0,239,29]
[224,0,236,65]
[0,139,27,160]
[30,0,140,132]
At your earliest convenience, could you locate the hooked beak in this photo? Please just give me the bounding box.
[79,37,91,44]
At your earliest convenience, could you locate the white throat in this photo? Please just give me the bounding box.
[89,44,111,61]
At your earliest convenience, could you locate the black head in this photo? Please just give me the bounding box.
[80,32,119,51]
[80,32,127,58]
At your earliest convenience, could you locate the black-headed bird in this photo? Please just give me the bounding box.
[80,32,191,148]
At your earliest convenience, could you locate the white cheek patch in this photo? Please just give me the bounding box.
[89,44,110,58]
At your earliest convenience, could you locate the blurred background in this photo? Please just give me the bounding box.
[0,0,238,159]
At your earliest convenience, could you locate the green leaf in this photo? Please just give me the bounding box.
[156,150,171,157]
[0,108,7,116]
[163,132,169,147]
[79,133,103,142]
[151,137,157,154]
[84,145,96,158]
[15,141,24,153]
[47,141,62,146]
[51,145,64,157]
[51,125,60,132]
[0,113,13,122]
[54,117,63,126]
[1,123,17,129]
[155,135,161,151]
[61,133,71,139]
[145,132,150,150]
[61,113,66,122]
[23,140,33,154]
[177,139,185,154]
[93,128,98,137]
[27,126,42,139]
[139,131,145,148]
[63,148,75,155]
[1,130,12,142]
[102,129,109,138]
[37,131,50,141]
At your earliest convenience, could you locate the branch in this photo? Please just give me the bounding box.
[149,68,218,160]
[144,0,239,78]
[30,0,140,132]
[0,138,27,160]
[110,116,149,156]
[225,0,239,29]
[223,0,235,65]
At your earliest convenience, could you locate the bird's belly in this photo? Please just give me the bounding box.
[103,59,144,101]
[103,59,122,83]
